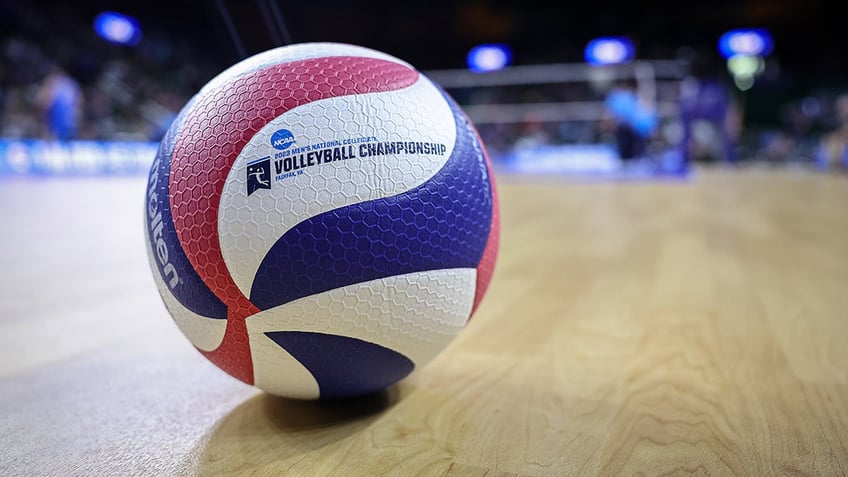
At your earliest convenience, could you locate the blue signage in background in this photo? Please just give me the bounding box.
[0,140,158,176]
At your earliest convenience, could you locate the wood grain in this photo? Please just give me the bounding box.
[1,168,847,476]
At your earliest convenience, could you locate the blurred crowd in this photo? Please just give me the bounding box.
[1,1,847,174]
[0,1,214,142]
[465,64,848,172]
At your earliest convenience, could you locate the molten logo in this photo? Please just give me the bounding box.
[146,156,180,289]
[271,129,296,150]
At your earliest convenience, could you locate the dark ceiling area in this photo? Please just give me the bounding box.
[2,0,844,81]
[276,1,839,73]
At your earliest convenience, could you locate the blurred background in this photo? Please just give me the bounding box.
[1,0,847,177]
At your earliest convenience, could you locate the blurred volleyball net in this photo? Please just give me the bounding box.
[0,59,692,178]
[424,59,691,178]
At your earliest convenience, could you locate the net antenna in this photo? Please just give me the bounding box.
[213,0,248,59]
[214,0,293,61]
[261,0,293,46]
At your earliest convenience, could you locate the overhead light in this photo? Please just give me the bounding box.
[585,37,635,66]
[94,11,142,46]
[718,29,773,59]
[467,44,512,73]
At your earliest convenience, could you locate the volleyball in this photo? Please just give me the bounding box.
[143,42,499,399]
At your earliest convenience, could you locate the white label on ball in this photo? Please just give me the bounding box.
[219,75,457,298]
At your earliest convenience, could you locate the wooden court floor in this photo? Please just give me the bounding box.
[1,168,847,476]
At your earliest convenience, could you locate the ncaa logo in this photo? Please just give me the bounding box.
[271,129,296,150]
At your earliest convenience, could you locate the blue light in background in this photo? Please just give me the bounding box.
[467,44,512,73]
[718,29,773,59]
[94,11,142,46]
[585,37,635,65]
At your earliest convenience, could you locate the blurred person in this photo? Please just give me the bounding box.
[759,131,794,165]
[36,63,83,141]
[815,94,848,171]
[144,92,184,142]
[678,53,740,164]
[603,78,658,161]
[514,115,551,150]
[0,61,7,121]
